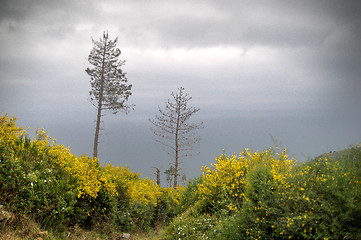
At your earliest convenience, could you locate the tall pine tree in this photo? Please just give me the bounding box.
[86,31,133,158]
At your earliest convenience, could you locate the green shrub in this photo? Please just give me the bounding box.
[1,113,179,236]
[0,134,78,231]
[167,146,361,239]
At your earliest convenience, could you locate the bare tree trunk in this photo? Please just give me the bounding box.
[173,102,180,188]
[174,135,178,188]
[152,167,161,186]
[156,167,160,186]
[93,99,102,158]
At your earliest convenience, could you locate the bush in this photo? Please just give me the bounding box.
[0,115,78,231]
[0,113,182,236]
[167,146,361,239]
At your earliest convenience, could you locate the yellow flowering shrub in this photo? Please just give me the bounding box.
[0,114,26,159]
[198,150,249,202]
[31,126,165,203]
[30,128,116,198]
[104,164,162,206]
[0,112,163,203]
[198,148,295,207]
[1,112,177,231]
[201,146,361,239]
[158,185,187,216]
[161,186,186,206]
[128,177,161,206]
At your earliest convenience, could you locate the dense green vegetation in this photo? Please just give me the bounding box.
[0,113,182,239]
[162,147,361,239]
[1,113,361,239]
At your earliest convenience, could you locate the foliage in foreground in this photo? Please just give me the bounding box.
[0,113,183,237]
[1,112,361,239]
[163,146,361,239]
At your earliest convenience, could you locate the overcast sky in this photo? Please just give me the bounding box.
[1,0,361,184]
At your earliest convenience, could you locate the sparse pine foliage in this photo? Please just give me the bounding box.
[149,87,203,188]
[86,31,133,158]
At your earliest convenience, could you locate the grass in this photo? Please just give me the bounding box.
[0,215,167,240]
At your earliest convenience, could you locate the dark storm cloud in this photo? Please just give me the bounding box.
[2,0,360,50]
[106,0,360,49]
[0,0,100,45]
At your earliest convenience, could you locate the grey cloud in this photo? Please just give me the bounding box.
[3,0,360,50]
[0,0,96,40]
[115,0,360,49]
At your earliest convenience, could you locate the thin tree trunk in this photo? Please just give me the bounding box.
[93,97,102,158]
[174,135,178,188]
[173,102,180,188]
[156,168,160,186]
